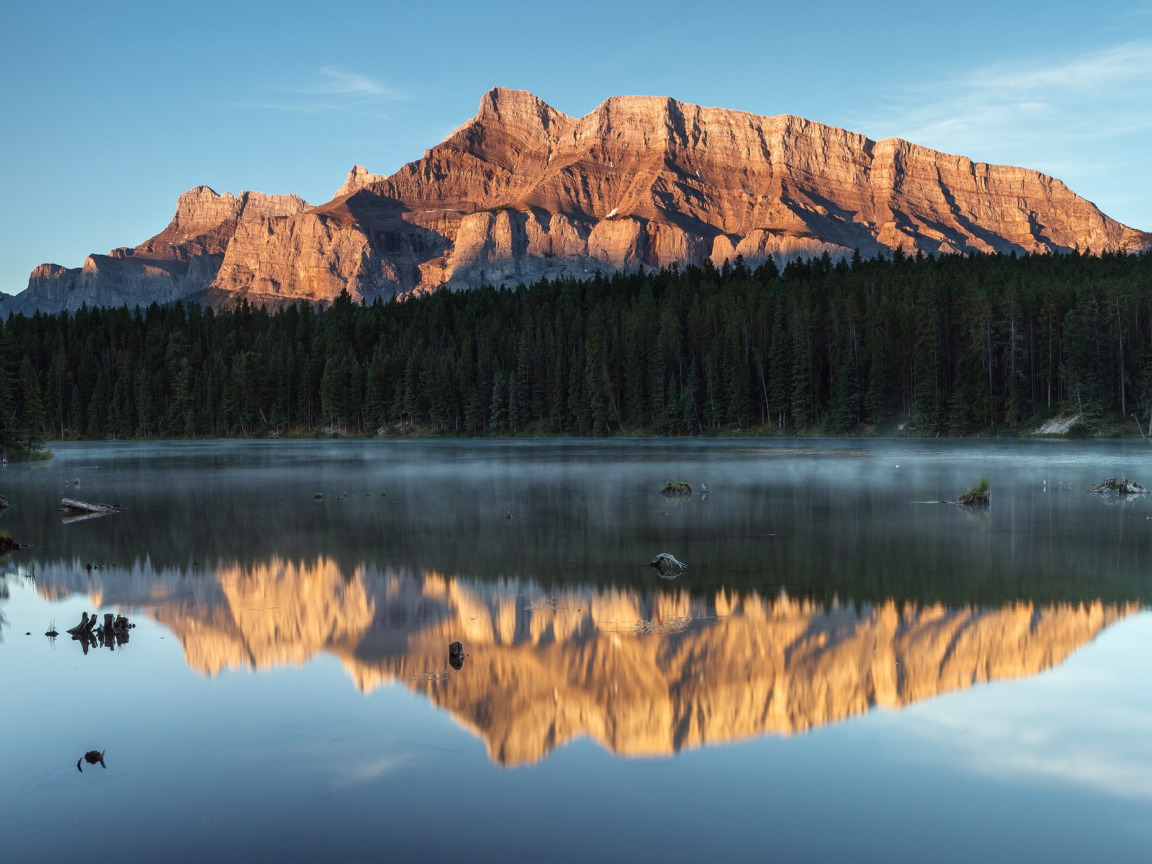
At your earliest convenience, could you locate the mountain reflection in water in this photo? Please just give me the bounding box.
[34,556,1131,766]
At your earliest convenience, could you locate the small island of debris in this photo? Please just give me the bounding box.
[1091,478,1147,495]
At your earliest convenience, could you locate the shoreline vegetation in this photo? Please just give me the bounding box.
[2,249,1151,444]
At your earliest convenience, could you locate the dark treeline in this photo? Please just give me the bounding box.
[3,248,1152,443]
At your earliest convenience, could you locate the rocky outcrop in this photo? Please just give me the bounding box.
[199,190,451,307]
[9,88,1150,312]
[5,187,308,315]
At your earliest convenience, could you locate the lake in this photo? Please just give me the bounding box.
[2,439,1151,862]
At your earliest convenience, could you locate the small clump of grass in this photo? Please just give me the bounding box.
[661,480,692,496]
[958,477,990,506]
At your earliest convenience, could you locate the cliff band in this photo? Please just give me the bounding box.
[9,87,1149,313]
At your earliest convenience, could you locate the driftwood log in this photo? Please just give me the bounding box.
[61,498,120,513]
[60,498,122,523]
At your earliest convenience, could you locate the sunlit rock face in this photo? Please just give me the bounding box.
[40,557,1133,766]
[10,88,1149,313]
[252,88,1150,303]
[5,188,308,315]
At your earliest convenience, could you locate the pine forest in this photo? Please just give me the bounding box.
[2,249,1151,453]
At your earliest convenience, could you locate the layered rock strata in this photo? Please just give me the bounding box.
[10,88,1149,312]
[6,188,308,314]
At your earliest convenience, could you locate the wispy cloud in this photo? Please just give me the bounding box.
[305,67,395,99]
[234,67,404,117]
[911,696,1152,801]
[848,37,1152,226]
[855,39,1152,158]
[903,614,1152,802]
[327,754,412,790]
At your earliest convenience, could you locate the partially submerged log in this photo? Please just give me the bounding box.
[60,498,121,514]
[1091,478,1147,495]
[60,498,122,523]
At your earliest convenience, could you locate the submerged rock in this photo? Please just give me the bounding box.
[649,553,687,579]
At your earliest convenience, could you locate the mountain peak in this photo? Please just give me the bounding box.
[477,87,563,120]
[335,165,385,199]
[7,89,1150,313]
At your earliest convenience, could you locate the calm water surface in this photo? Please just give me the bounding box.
[1,439,1151,862]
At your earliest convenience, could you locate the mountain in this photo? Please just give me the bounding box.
[8,88,1150,313]
[4,187,308,315]
[33,558,1132,766]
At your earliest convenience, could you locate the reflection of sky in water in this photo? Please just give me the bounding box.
[2,439,1152,862]
[907,612,1152,802]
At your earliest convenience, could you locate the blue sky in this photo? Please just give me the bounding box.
[2,0,1150,295]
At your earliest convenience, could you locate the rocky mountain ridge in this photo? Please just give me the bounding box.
[8,188,308,314]
[35,558,1131,766]
[7,87,1149,313]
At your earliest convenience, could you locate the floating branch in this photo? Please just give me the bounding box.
[633,617,693,634]
[523,596,563,611]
